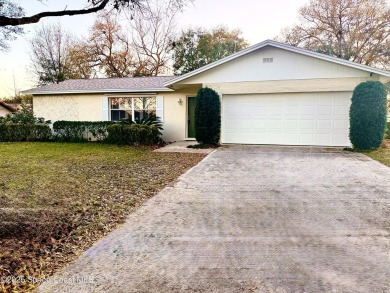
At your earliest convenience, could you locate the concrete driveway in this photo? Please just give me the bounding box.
[40,146,390,293]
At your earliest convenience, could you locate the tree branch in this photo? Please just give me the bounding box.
[0,0,110,27]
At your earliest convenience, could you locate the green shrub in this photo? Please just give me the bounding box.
[349,81,387,150]
[386,122,390,139]
[0,111,51,142]
[106,124,162,145]
[0,108,49,125]
[195,87,221,144]
[0,124,51,142]
[53,121,115,142]
[121,115,164,130]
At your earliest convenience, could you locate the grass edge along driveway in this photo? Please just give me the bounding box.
[362,139,390,167]
[0,142,206,292]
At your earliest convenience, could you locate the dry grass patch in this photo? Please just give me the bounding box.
[0,143,206,292]
[362,140,390,167]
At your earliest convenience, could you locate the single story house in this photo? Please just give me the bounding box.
[0,101,17,117]
[24,40,390,147]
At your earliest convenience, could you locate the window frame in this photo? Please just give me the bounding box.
[109,96,157,122]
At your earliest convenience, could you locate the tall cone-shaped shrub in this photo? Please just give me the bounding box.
[195,87,221,144]
[349,81,387,150]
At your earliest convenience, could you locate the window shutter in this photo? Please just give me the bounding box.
[156,96,164,122]
[102,96,109,121]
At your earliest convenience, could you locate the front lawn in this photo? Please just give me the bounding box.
[362,140,390,167]
[0,143,206,292]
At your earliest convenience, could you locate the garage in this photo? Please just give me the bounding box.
[222,92,351,146]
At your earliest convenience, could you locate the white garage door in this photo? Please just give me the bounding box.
[222,92,351,146]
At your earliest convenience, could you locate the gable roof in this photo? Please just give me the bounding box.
[0,100,17,113]
[22,76,175,95]
[164,40,390,86]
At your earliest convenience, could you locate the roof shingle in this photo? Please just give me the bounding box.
[23,76,174,95]
[0,101,17,112]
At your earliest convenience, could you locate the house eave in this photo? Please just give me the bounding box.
[22,87,174,95]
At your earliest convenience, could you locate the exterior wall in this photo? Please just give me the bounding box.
[0,105,12,117]
[34,94,102,122]
[160,87,200,142]
[33,88,201,142]
[179,46,371,85]
[379,76,390,83]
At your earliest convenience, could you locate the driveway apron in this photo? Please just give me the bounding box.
[39,146,390,293]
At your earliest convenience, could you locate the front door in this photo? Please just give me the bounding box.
[187,96,197,138]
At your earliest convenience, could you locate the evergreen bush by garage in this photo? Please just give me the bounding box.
[195,87,221,144]
[349,81,387,150]
[386,122,390,139]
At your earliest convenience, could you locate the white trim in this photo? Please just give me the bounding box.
[22,88,173,95]
[101,96,109,121]
[131,98,135,120]
[156,96,164,122]
[164,40,390,86]
[104,93,157,97]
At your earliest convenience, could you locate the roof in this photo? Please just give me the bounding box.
[164,39,390,86]
[0,100,17,112]
[22,40,390,95]
[6,103,21,110]
[22,76,175,95]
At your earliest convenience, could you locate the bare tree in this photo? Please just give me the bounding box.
[129,0,178,76]
[0,0,190,51]
[29,23,76,84]
[83,11,135,77]
[71,1,179,78]
[279,0,390,68]
[67,42,96,79]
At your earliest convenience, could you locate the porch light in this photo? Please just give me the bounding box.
[177,98,182,105]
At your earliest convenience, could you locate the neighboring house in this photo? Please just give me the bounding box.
[6,103,22,111]
[23,40,390,147]
[0,101,17,117]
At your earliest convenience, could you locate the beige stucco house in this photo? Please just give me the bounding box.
[24,40,390,146]
[0,101,16,117]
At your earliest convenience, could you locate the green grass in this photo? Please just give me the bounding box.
[0,142,206,292]
[361,140,390,167]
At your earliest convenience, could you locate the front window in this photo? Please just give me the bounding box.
[110,97,156,121]
[134,97,156,121]
[110,98,132,121]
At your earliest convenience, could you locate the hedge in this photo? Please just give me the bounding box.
[349,81,387,150]
[386,121,390,139]
[0,124,52,142]
[195,87,221,144]
[53,121,115,142]
[106,124,162,145]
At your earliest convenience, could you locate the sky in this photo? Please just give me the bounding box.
[0,0,309,98]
